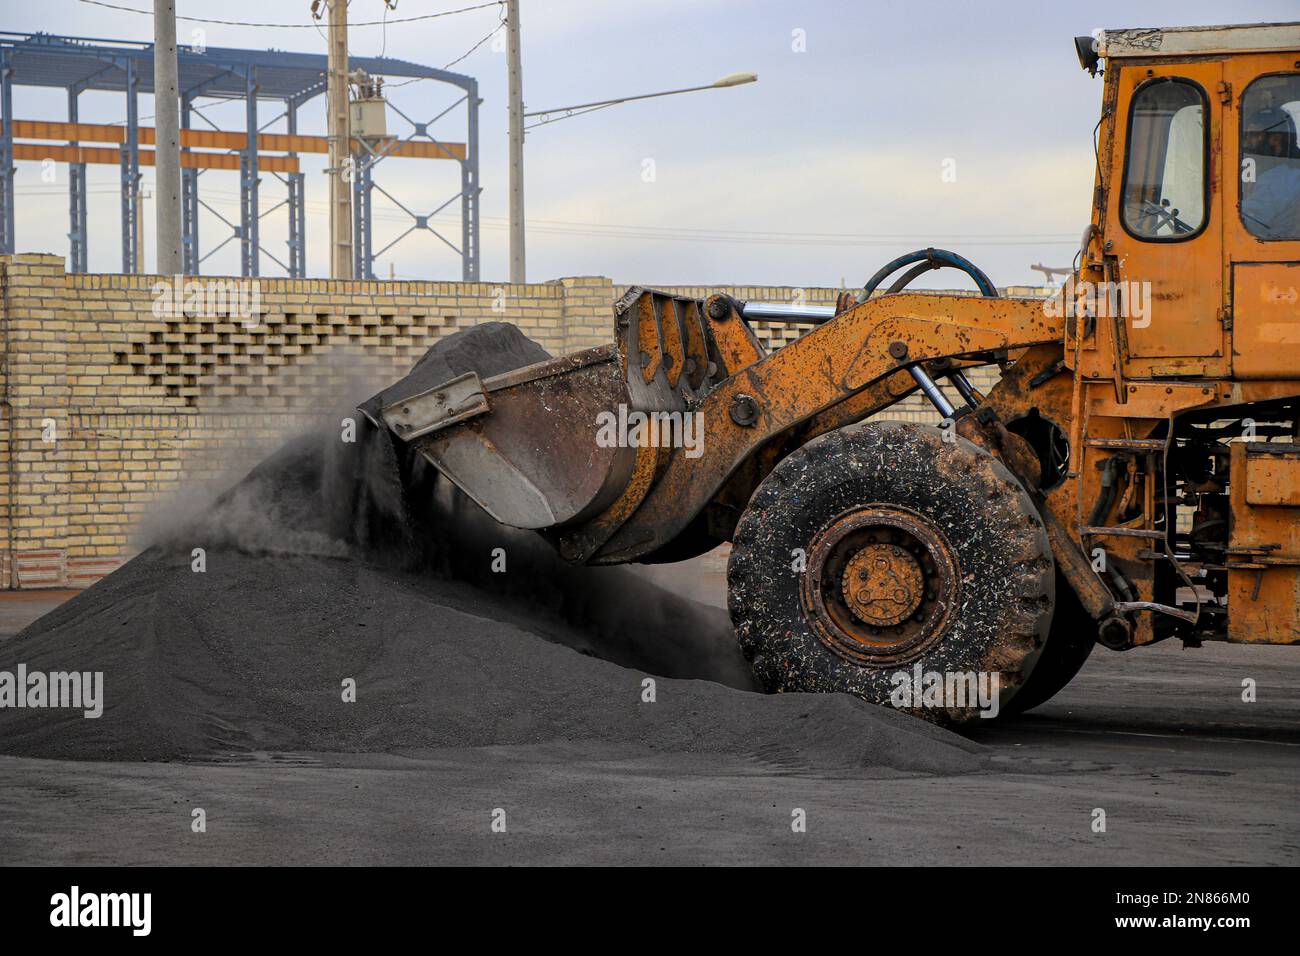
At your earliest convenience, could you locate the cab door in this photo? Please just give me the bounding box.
[1106,61,1228,377]
[1222,57,1300,380]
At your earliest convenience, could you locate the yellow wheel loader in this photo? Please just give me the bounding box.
[364,22,1300,721]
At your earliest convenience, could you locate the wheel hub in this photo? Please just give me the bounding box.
[841,543,924,627]
[800,505,959,665]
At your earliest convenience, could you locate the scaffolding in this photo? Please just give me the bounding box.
[0,31,480,279]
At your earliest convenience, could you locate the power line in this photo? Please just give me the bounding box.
[387,9,505,82]
[497,217,1079,243]
[15,185,1076,238]
[443,11,505,69]
[77,0,503,29]
[17,186,1077,247]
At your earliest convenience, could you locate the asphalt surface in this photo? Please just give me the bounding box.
[1,588,1297,865]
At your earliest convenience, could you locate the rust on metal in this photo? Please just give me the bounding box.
[590,292,1061,563]
[800,505,959,664]
[842,544,925,628]
[702,294,766,376]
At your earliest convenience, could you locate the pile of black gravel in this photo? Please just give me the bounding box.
[0,325,984,774]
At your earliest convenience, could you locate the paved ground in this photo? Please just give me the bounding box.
[0,590,77,642]
[1,588,1297,865]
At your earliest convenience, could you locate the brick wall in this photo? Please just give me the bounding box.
[0,254,1044,589]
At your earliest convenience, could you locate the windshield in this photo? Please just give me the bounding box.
[1240,73,1300,240]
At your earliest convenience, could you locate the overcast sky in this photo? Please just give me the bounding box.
[4,0,1299,288]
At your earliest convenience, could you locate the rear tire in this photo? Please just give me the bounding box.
[728,421,1054,722]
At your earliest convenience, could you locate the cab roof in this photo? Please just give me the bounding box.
[1097,22,1300,58]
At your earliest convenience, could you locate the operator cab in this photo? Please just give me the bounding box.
[1073,22,1300,382]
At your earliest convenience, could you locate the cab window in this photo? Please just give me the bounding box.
[1240,73,1300,240]
[1121,78,1207,240]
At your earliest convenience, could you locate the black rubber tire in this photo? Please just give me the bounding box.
[1001,572,1095,715]
[728,421,1055,722]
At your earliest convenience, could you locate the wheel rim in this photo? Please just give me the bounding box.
[800,505,959,665]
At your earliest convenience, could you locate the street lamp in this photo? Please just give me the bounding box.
[523,72,758,129]
[507,67,758,281]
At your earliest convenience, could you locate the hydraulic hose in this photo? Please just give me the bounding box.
[862,247,998,415]
[858,247,999,301]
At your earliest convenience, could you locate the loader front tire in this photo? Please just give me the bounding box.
[1000,571,1094,714]
[728,421,1054,722]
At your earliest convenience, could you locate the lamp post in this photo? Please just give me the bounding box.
[506,70,756,282]
[523,72,758,129]
[505,0,525,283]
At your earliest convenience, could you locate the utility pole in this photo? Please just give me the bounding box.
[327,0,353,279]
[135,186,148,274]
[153,0,182,275]
[505,0,525,283]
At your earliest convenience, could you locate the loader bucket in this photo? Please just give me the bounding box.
[368,344,637,530]
[364,288,738,542]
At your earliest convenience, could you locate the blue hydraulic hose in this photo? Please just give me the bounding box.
[859,247,998,299]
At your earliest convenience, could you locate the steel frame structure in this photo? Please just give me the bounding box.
[350,93,479,280]
[0,31,480,279]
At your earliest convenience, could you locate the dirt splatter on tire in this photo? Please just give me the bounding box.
[728,420,1054,722]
